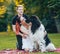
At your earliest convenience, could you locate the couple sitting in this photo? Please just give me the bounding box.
[16,15,56,52]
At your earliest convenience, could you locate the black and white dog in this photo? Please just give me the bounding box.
[16,15,56,52]
[29,15,56,52]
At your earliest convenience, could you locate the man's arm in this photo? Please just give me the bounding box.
[12,25,16,33]
[12,25,23,36]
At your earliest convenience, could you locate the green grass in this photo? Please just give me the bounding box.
[0,32,16,50]
[0,32,60,54]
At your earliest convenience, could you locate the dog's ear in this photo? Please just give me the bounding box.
[25,18,30,23]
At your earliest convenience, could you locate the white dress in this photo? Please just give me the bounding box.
[20,25,34,51]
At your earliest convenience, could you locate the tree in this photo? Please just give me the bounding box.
[23,0,60,33]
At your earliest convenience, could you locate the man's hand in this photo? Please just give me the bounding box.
[22,34,27,39]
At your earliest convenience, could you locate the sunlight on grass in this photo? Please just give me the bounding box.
[0,32,60,54]
[0,31,16,50]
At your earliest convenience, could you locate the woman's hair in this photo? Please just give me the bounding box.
[29,15,41,34]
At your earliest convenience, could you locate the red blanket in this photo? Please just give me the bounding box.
[0,48,60,54]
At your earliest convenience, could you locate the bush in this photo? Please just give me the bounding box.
[0,18,8,32]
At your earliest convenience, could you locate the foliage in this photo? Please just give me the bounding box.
[0,0,60,32]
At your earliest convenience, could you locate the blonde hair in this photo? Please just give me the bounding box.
[16,5,24,10]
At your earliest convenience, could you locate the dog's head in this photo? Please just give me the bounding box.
[29,15,41,34]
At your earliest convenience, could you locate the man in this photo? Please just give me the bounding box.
[12,5,28,50]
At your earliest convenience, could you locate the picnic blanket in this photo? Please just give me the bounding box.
[0,48,60,54]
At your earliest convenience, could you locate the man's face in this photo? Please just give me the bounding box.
[17,6,24,15]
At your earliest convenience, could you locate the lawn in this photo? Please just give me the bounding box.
[0,31,60,54]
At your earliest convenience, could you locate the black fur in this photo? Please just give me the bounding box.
[28,15,51,46]
[29,15,41,34]
[44,34,51,46]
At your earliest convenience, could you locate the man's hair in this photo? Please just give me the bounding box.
[16,5,24,10]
